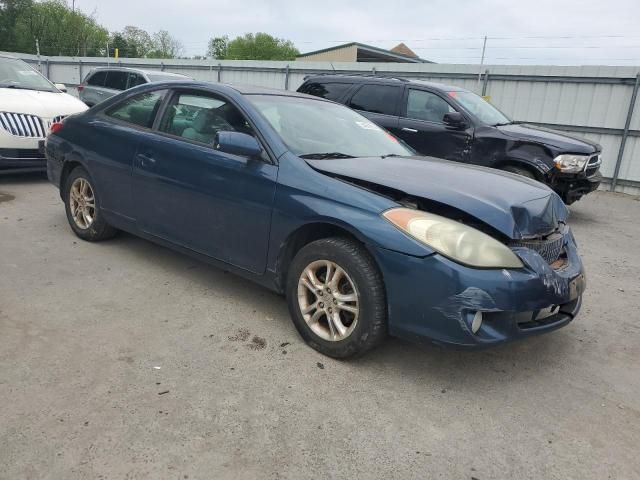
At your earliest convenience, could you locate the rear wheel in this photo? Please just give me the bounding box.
[64,166,117,241]
[286,237,387,358]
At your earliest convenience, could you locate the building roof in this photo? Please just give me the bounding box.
[297,42,433,63]
[390,43,418,58]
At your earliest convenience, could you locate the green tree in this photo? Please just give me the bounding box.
[147,29,183,59]
[0,0,34,51]
[207,35,228,59]
[209,32,299,60]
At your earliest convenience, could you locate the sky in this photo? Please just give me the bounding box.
[75,0,640,65]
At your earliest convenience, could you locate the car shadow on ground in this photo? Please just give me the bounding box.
[102,227,576,392]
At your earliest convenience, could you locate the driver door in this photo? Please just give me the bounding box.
[392,89,472,161]
[132,89,278,273]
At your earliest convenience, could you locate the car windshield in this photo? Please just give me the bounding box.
[0,57,57,92]
[248,95,413,158]
[448,91,510,125]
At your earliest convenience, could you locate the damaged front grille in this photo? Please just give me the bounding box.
[511,229,565,265]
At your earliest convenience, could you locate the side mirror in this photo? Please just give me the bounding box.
[54,83,68,93]
[443,111,466,129]
[215,131,262,158]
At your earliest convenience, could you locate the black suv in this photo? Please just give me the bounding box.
[298,75,602,204]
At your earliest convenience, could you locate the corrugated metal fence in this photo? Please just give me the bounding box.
[4,51,640,194]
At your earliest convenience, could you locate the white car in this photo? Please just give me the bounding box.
[0,54,88,173]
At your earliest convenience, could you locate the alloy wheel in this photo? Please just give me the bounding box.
[69,177,95,230]
[297,260,360,341]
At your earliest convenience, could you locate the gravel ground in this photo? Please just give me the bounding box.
[1,175,639,480]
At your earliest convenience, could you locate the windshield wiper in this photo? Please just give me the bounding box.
[493,121,514,126]
[299,152,355,160]
[381,153,405,158]
[0,84,42,91]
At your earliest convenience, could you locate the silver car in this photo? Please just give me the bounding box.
[78,67,190,106]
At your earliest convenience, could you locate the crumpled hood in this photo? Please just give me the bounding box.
[499,123,600,154]
[0,88,87,118]
[307,156,568,239]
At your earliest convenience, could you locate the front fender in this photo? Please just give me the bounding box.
[266,154,435,273]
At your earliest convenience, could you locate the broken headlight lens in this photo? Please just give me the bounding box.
[554,154,589,173]
[383,208,523,269]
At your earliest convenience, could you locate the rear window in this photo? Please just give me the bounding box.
[146,73,186,83]
[86,71,107,86]
[104,71,128,91]
[105,90,166,128]
[299,82,351,101]
[348,84,401,116]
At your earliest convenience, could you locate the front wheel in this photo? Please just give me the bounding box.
[286,237,387,358]
[64,166,117,241]
[501,164,537,180]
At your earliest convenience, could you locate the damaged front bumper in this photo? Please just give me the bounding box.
[372,229,585,348]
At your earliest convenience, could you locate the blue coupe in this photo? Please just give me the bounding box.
[46,81,586,358]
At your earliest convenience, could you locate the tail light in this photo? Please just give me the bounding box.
[50,122,64,134]
[77,85,84,92]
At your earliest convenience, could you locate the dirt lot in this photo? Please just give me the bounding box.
[1,175,639,480]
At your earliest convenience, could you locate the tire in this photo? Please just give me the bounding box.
[286,237,387,358]
[63,166,117,241]
[501,164,537,180]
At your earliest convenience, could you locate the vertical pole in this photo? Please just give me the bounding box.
[35,38,41,72]
[78,59,83,84]
[45,58,50,79]
[217,63,222,82]
[611,72,640,191]
[106,41,110,66]
[481,69,490,96]
[477,35,487,92]
[284,64,290,90]
[372,67,376,76]
[160,62,165,71]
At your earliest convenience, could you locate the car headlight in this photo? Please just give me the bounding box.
[554,154,589,173]
[383,208,523,269]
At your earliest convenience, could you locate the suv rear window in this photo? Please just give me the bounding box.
[299,82,351,101]
[87,71,107,86]
[348,84,401,116]
[104,71,128,91]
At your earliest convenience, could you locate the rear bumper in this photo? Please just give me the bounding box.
[370,230,585,348]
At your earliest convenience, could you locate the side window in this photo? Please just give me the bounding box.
[104,71,128,91]
[300,82,351,101]
[406,89,456,123]
[105,90,166,128]
[128,72,147,88]
[86,71,106,86]
[348,84,401,116]
[159,92,254,145]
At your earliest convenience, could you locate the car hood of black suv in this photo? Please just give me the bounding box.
[307,155,568,240]
[497,123,600,154]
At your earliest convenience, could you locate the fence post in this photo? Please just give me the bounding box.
[482,69,490,96]
[284,64,290,90]
[217,63,222,82]
[372,67,376,76]
[78,59,83,83]
[45,58,50,79]
[611,72,640,191]
[160,62,165,71]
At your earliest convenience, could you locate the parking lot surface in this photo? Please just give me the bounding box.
[1,175,639,480]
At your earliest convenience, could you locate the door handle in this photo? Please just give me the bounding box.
[137,152,156,167]
[401,127,418,133]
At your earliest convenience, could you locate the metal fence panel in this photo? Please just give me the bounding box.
[3,51,638,192]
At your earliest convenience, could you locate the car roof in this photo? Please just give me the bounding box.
[127,80,331,101]
[302,74,466,92]
[88,66,188,78]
